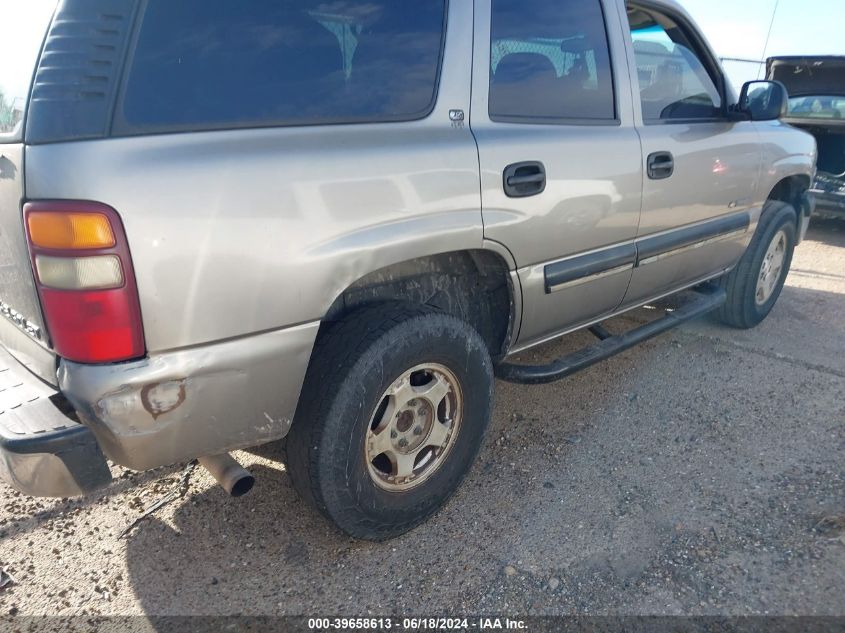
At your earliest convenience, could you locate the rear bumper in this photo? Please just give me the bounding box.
[0,424,112,498]
[810,190,845,216]
[810,170,845,217]
[59,321,319,471]
[2,319,318,496]
[0,346,111,497]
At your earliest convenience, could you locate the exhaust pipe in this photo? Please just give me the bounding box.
[198,453,255,497]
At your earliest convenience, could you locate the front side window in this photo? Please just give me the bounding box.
[489,0,616,122]
[119,0,447,134]
[627,5,722,122]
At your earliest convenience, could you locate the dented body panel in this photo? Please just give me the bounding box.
[24,0,480,354]
[58,322,319,470]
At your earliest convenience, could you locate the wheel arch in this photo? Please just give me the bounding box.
[764,174,813,240]
[323,250,516,359]
[766,174,811,210]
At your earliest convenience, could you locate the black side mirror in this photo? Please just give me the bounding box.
[738,80,789,121]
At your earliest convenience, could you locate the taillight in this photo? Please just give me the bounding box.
[24,201,145,364]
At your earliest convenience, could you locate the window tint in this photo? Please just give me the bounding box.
[627,6,722,121]
[119,0,446,133]
[489,0,615,122]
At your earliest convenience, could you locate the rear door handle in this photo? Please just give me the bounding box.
[504,161,546,198]
[647,152,674,180]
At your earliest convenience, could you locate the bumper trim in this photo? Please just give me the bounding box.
[0,399,112,498]
[0,342,112,497]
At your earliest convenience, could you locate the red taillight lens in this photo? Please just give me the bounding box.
[24,201,145,364]
[38,289,144,363]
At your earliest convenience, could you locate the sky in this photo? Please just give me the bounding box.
[679,0,845,89]
[0,0,55,109]
[681,0,844,60]
[2,0,845,109]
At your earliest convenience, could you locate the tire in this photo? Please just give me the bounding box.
[715,200,797,329]
[286,302,494,540]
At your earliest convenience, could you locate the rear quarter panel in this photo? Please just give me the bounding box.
[25,1,481,354]
[0,143,56,383]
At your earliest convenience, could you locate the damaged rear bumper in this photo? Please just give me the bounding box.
[0,345,111,497]
[59,321,319,472]
[0,421,112,498]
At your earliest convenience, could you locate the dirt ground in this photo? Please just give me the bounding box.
[1,218,843,619]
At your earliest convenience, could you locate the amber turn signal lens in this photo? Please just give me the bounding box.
[27,212,115,250]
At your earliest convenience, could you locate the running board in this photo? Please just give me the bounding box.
[495,284,726,385]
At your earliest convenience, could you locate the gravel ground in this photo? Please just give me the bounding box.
[1,218,843,618]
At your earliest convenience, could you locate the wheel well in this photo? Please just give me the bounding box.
[324,251,515,359]
[767,175,811,213]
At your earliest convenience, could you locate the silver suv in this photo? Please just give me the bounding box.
[0,0,816,540]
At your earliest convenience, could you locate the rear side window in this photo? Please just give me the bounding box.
[489,0,616,123]
[117,0,447,134]
[0,1,55,138]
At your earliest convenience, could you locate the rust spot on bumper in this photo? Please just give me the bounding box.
[140,380,187,419]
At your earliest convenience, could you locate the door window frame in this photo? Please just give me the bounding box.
[625,0,731,126]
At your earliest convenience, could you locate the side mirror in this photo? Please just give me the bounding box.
[738,80,789,121]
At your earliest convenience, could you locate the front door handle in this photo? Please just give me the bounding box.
[504,161,546,198]
[647,152,674,180]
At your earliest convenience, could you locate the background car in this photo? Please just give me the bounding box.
[768,56,845,217]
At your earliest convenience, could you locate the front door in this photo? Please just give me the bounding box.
[621,3,763,307]
[473,0,643,350]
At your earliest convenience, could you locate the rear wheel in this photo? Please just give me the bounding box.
[715,200,797,329]
[286,302,494,540]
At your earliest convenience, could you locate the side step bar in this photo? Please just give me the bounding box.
[496,284,726,385]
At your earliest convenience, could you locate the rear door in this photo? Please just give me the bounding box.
[0,1,57,382]
[620,3,762,307]
[472,0,642,350]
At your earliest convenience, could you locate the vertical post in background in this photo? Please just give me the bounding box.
[758,0,781,78]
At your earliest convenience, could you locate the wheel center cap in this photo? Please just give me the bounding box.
[396,410,414,433]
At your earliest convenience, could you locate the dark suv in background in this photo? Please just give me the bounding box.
[769,56,845,217]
